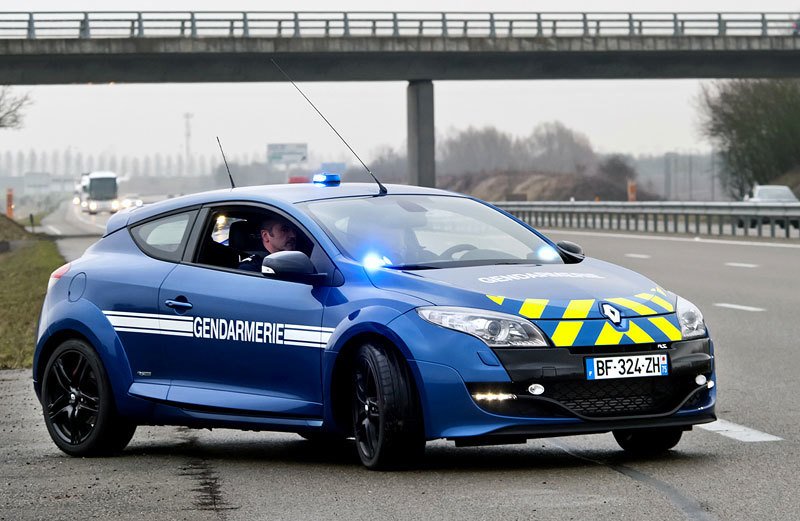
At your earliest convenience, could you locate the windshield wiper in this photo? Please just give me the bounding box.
[386,263,442,270]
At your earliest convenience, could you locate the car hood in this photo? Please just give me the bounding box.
[366,257,676,321]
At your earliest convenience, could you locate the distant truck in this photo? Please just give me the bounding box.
[79,171,119,215]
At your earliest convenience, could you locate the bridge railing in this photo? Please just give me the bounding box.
[493,201,800,240]
[0,11,798,39]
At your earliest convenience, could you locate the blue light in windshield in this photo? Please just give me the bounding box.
[537,245,559,261]
[363,253,392,270]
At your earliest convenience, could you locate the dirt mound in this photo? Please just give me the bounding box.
[438,171,660,202]
[0,214,31,241]
[770,171,800,197]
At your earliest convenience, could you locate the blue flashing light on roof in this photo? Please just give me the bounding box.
[312,173,341,186]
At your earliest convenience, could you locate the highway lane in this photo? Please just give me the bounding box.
[39,200,107,262]
[2,224,798,520]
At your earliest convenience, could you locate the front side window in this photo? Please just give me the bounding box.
[130,210,197,262]
[301,195,562,269]
[193,206,315,271]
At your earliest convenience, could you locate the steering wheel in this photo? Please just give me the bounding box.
[440,243,477,260]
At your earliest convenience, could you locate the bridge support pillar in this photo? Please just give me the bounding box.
[407,79,435,187]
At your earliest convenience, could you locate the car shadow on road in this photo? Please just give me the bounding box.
[122,433,718,473]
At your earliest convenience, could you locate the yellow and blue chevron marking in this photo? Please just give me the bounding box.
[534,314,682,347]
[484,287,680,347]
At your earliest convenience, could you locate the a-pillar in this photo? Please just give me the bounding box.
[407,79,435,187]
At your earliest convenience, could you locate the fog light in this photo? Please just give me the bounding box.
[528,384,545,396]
[707,380,715,389]
[472,392,516,401]
[695,375,707,386]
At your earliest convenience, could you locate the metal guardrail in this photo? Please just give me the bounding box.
[495,201,800,240]
[0,11,798,40]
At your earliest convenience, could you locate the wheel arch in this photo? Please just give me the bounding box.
[34,328,93,396]
[34,299,135,410]
[327,329,424,438]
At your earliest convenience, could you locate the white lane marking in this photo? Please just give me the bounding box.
[70,203,107,232]
[724,262,759,268]
[538,229,800,249]
[713,303,766,312]
[698,419,782,442]
[46,225,62,235]
[624,253,651,259]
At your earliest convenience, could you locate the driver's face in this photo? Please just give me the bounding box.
[262,221,297,253]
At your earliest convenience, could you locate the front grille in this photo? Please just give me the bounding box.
[468,375,702,419]
[545,376,697,417]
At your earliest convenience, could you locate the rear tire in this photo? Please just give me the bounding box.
[613,427,682,456]
[352,342,425,470]
[41,339,136,457]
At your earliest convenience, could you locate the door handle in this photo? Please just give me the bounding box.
[165,299,193,310]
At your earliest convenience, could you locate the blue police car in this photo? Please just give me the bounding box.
[34,176,715,469]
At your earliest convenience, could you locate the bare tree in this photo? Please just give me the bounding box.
[0,86,31,129]
[523,121,596,175]
[597,154,637,184]
[700,80,800,198]
[438,126,517,176]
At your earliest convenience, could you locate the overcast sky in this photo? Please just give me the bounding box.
[2,0,799,167]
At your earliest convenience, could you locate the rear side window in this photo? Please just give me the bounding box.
[130,210,197,262]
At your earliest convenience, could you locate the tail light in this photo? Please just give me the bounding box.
[47,263,71,291]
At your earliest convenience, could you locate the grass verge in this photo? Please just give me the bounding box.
[0,240,65,369]
[15,210,49,229]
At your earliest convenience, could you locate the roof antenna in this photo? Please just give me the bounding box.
[216,136,236,189]
[270,58,387,196]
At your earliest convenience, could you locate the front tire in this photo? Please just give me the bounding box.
[352,342,424,470]
[41,339,136,456]
[613,427,683,456]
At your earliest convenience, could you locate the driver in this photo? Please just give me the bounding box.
[238,215,298,272]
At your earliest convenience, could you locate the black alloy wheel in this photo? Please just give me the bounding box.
[352,342,425,470]
[41,340,136,456]
[353,354,381,461]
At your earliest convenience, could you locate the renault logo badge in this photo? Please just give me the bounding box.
[600,303,622,325]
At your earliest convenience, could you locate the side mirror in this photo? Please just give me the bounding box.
[262,251,327,285]
[556,240,584,262]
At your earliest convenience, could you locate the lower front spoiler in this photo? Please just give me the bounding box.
[450,411,716,447]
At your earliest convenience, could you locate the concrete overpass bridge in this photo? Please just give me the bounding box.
[2,10,799,186]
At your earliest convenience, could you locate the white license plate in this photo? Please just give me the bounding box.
[586,354,669,380]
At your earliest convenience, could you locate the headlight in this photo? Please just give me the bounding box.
[417,306,548,347]
[676,296,706,339]
[111,200,120,210]
[89,201,97,210]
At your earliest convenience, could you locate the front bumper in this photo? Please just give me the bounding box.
[413,338,715,440]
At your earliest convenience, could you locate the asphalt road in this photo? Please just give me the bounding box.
[3,209,799,520]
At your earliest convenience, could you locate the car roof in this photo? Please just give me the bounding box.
[105,182,462,235]
[87,171,118,179]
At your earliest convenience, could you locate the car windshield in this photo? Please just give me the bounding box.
[88,178,117,200]
[755,187,798,201]
[301,195,563,268]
